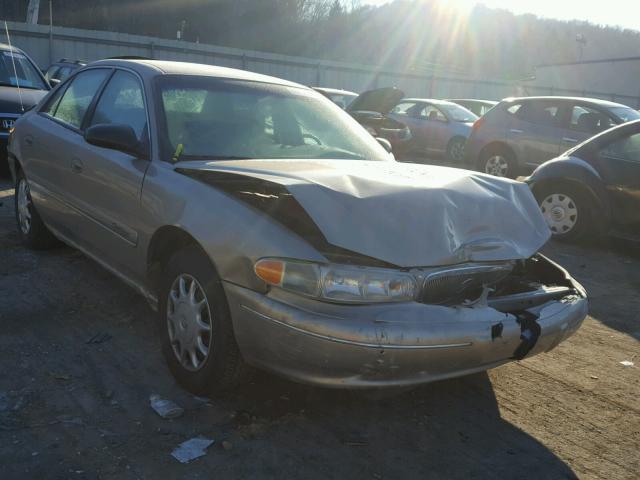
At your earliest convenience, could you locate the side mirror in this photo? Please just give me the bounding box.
[48,78,61,87]
[376,137,392,153]
[85,124,144,157]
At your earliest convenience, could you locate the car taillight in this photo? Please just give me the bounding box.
[472,117,484,131]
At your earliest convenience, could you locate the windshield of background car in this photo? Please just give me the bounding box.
[157,77,390,161]
[0,50,47,90]
[609,107,640,123]
[328,93,357,109]
[439,103,478,122]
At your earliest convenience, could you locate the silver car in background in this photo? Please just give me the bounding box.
[387,98,478,162]
[8,60,587,395]
[465,96,640,178]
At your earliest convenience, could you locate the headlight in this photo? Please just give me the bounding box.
[254,258,417,304]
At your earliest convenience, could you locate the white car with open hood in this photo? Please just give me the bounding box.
[7,59,587,394]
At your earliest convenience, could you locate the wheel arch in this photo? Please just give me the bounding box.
[146,225,219,295]
[478,141,516,170]
[528,163,611,224]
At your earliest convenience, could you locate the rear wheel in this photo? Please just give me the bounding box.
[14,170,59,249]
[480,147,517,178]
[158,246,252,395]
[535,183,596,242]
[446,137,466,163]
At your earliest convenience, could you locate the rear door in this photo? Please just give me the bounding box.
[560,104,616,153]
[597,131,640,227]
[507,100,569,168]
[23,68,111,235]
[65,69,151,281]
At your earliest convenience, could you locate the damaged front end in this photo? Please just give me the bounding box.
[176,160,587,387]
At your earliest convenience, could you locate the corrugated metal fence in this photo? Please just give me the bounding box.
[4,21,640,107]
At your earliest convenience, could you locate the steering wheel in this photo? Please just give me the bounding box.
[302,133,322,145]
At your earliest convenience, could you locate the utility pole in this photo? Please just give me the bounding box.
[576,34,587,61]
[26,0,41,24]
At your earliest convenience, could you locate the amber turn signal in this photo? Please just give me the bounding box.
[254,259,285,286]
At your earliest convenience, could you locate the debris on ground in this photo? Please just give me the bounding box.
[86,333,112,345]
[149,394,184,419]
[619,360,635,367]
[171,437,215,464]
[48,372,71,381]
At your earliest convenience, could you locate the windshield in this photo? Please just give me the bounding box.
[327,92,357,109]
[609,107,640,123]
[157,77,390,162]
[0,50,47,90]
[440,103,478,123]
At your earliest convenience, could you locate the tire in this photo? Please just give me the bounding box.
[446,137,466,164]
[14,169,59,249]
[534,183,597,242]
[158,246,252,395]
[479,146,517,179]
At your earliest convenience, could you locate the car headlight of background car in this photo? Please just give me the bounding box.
[254,258,417,303]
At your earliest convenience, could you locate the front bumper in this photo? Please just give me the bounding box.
[224,260,588,388]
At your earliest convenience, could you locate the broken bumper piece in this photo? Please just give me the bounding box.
[224,257,587,388]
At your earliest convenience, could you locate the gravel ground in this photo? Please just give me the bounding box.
[0,178,638,480]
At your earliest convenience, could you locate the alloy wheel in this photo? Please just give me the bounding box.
[484,155,509,177]
[166,274,213,371]
[17,178,32,235]
[449,141,465,162]
[540,193,578,234]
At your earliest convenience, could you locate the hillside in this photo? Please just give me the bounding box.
[2,0,640,78]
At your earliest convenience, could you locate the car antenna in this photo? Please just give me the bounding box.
[4,21,24,112]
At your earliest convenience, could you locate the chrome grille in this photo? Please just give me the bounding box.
[418,263,514,305]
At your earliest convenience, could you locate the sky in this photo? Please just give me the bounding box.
[361,0,640,31]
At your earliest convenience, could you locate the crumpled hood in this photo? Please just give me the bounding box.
[179,159,551,267]
[0,86,47,114]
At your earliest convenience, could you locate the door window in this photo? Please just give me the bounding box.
[420,105,447,122]
[517,101,563,127]
[601,133,640,163]
[570,105,615,134]
[52,69,110,129]
[41,83,68,116]
[390,102,419,116]
[89,70,147,141]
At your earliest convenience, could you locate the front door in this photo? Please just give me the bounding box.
[65,69,151,283]
[597,131,640,228]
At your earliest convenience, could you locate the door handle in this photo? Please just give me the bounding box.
[71,157,83,173]
[562,137,578,143]
[24,135,33,147]
[510,129,523,134]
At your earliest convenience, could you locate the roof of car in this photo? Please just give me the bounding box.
[401,98,459,106]
[501,96,629,108]
[0,42,22,53]
[313,87,358,96]
[448,99,498,104]
[88,59,306,88]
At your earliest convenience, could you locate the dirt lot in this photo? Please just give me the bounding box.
[0,178,638,480]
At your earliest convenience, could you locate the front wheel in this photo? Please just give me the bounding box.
[535,184,597,242]
[14,170,59,249]
[158,246,251,395]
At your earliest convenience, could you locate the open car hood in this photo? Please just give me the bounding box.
[347,87,405,115]
[178,160,551,267]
